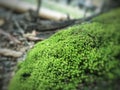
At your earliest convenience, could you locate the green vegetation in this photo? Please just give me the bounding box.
[9,8,120,90]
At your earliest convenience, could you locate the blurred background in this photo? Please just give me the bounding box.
[22,0,120,18]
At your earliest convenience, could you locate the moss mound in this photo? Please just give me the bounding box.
[9,9,120,90]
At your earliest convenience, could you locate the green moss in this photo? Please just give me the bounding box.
[9,8,120,90]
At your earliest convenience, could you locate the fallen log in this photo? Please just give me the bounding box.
[0,0,68,21]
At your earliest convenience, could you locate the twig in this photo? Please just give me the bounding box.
[0,48,23,58]
[13,19,24,35]
[0,29,21,44]
[23,30,44,41]
[26,36,44,41]
[36,0,42,17]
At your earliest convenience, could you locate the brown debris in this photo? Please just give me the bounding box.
[23,30,44,41]
[0,48,23,58]
[0,19,4,26]
[0,29,21,44]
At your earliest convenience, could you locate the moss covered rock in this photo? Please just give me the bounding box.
[9,8,120,90]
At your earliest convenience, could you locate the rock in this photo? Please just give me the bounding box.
[9,8,120,90]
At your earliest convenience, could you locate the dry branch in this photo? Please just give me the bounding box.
[0,0,68,21]
[0,48,23,58]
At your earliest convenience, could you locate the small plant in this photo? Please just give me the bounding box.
[9,8,120,90]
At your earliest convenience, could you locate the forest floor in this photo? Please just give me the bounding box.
[0,7,69,90]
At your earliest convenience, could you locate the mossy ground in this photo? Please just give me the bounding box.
[9,8,120,90]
